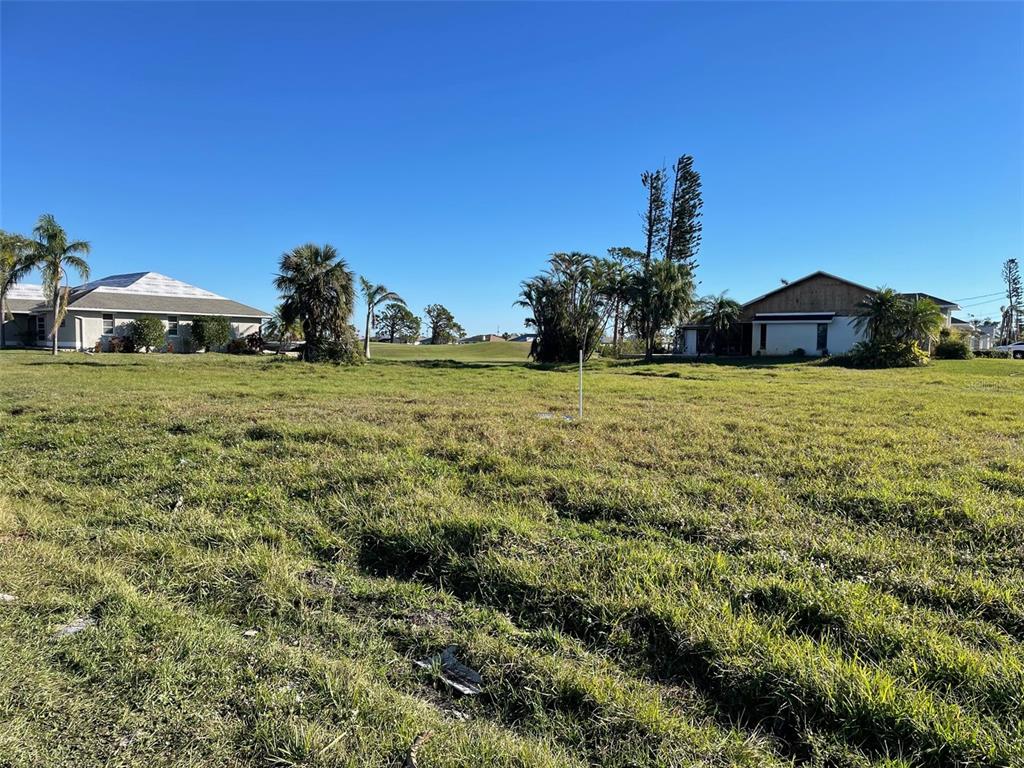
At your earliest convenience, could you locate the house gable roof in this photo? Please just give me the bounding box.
[742,271,876,308]
[11,272,269,318]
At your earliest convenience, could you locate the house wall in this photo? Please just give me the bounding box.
[752,316,864,356]
[0,315,31,347]
[22,310,261,352]
[742,274,873,320]
[677,329,699,356]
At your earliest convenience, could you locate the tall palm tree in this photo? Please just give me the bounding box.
[27,214,91,356]
[275,243,354,362]
[359,277,404,359]
[0,230,34,350]
[697,292,742,355]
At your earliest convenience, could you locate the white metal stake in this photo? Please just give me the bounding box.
[578,348,584,419]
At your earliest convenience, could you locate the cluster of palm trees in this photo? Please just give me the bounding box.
[1,214,91,355]
[518,251,744,363]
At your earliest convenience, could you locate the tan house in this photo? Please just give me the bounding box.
[1,272,269,352]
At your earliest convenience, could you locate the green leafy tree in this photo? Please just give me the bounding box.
[631,259,694,359]
[275,243,355,362]
[0,230,34,350]
[127,316,166,352]
[696,293,742,355]
[26,214,91,355]
[376,302,420,343]
[360,278,404,358]
[424,304,463,344]
[190,315,232,352]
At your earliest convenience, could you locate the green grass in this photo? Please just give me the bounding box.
[1,349,1022,767]
[368,340,531,362]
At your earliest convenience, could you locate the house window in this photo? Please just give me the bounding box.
[816,323,828,351]
[759,324,767,351]
[35,316,45,341]
[167,316,178,336]
[102,314,114,334]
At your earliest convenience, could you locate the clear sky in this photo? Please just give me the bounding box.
[2,2,1021,332]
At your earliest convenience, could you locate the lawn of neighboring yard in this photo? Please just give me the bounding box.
[368,340,531,362]
[0,350,1022,767]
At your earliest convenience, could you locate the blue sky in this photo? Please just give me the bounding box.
[2,2,1021,332]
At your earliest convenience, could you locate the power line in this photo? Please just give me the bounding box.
[953,291,1004,302]
[959,297,1007,309]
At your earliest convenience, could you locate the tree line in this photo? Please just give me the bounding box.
[517,155,743,363]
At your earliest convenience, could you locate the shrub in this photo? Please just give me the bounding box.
[790,348,806,357]
[974,349,1009,359]
[126,316,166,352]
[224,338,251,355]
[932,338,973,359]
[314,325,363,364]
[190,316,232,352]
[109,336,135,353]
[828,340,929,369]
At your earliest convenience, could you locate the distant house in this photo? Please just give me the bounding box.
[1,272,269,352]
[510,333,537,343]
[459,333,504,343]
[740,271,960,357]
[951,317,997,351]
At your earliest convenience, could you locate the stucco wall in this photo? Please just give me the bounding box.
[20,311,262,352]
[752,316,864,356]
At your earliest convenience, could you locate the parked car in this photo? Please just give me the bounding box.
[994,341,1024,359]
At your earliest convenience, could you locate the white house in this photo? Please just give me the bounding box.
[1,272,269,352]
[741,272,960,357]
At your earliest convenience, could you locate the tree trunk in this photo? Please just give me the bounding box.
[364,310,372,359]
[612,303,620,353]
[51,292,59,356]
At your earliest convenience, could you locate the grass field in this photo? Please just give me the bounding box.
[1,350,1022,767]
[368,340,531,362]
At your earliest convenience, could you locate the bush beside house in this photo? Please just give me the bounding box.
[190,315,232,352]
[126,316,166,352]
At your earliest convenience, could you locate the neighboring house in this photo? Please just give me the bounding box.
[951,317,997,351]
[740,271,961,357]
[460,333,503,343]
[510,333,537,343]
[899,292,958,328]
[1,272,269,352]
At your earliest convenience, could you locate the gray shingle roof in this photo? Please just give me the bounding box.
[65,291,268,317]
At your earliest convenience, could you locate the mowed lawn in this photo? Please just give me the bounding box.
[0,351,1022,768]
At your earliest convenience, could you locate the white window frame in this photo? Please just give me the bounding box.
[167,316,178,337]
[35,316,46,341]
[102,314,115,334]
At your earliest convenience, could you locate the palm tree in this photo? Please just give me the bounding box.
[263,304,304,355]
[697,292,742,355]
[852,288,905,342]
[27,214,91,356]
[901,297,944,345]
[275,243,354,362]
[359,277,404,359]
[594,257,631,354]
[0,230,34,350]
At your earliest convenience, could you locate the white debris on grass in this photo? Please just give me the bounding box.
[53,615,96,638]
[413,646,482,696]
[0,593,15,602]
[242,629,258,637]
